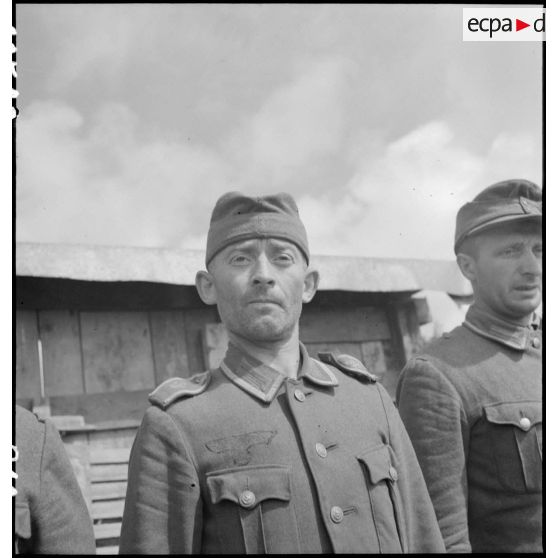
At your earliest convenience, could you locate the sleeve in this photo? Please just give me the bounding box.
[33,420,97,554]
[396,357,471,553]
[119,406,202,554]
[376,383,446,554]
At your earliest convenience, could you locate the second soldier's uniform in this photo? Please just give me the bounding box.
[396,179,543,553]
[396,306,542,552]
[120,343,445,554]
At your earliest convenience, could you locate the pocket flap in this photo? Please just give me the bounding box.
[206,464,291,507]
[15,501,31,539]
[484,401,541,429]
[358,444,397,485]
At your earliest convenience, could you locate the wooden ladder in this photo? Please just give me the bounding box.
[89,447,130,555]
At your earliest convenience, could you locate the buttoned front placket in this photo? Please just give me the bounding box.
[529,323,542,352]
[282,378,381,553]
[217,341,398,552]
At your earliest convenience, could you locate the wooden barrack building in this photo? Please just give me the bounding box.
[15,241,471,553]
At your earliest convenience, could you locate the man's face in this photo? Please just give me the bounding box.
[197,238,318,344]
[460,222,542,322]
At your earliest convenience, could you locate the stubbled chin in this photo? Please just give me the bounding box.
[513,291,541,304]
[245,317,293,341]
[511,298,541,316]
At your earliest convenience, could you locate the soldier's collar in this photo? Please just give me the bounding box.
[219,342,338,403]
[463,304,540,351]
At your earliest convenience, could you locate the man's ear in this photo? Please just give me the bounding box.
[195,270,217,305]
[456,253,477,283]
[302,268,320,303]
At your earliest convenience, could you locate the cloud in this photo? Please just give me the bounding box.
[41,5,155,93]
[299,120,541,260]
[484,131,542,184]
[17,57,355,247]
[15,5,542,259]
[16,100,232,247]
[16,92,541,260]
[224,57,355,190]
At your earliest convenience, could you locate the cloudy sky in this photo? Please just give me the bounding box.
[15,4,543,260]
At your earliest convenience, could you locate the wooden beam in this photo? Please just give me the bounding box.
[300,306,390,343]
[49,389,151,424]
[39,310,84,396]
[96,545,119,555]
[92,500,125,520]
[90,448,131,465]
[16,277,205,311]
[91,465,128,483]
[94,523,122,540]
[92,482,127,501]
[16,310,41,400]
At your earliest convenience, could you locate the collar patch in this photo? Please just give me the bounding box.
[464,304,540,351]
[220,343,338,402]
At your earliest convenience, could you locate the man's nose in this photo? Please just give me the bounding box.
[251,255,275,286]
[519,247,542,276]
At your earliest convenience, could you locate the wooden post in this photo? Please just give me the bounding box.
[32,338,51,419]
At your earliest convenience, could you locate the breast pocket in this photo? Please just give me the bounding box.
[484,400,542,493]
[357,444,407,553]
[206,464,299,554]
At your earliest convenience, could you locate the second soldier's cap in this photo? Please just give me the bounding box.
[454,179,542,254]
[205,192,309,266]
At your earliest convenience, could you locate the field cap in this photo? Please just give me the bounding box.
[205,192,309,266]
[454,179,542,253]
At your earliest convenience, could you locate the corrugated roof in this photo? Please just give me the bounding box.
[386,258,473,297]
[15,242,472,295]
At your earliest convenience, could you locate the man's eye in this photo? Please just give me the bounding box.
[274,253,294,264]
[230,255,250,264]
[501,247,520,257]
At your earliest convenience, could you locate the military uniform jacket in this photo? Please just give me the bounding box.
[14,405,96,554]
[120,342,444,554]
[396,305,542,553]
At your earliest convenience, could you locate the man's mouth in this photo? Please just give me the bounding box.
[514,285,540,292]
[249,299,282,306]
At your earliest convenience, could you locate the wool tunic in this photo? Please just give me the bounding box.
[120,343,444,554]
[397,305,542,553]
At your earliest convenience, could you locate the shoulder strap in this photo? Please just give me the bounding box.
[148,371,211,410]
[317,352,377,383]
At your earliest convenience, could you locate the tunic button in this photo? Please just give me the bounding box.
[389,466,399,481]
[239,490,256,508]
[519,417,531,431]
[294,389,306,402]
[532,337,541,349]
[330,506,344,523]
[315,443,328,458]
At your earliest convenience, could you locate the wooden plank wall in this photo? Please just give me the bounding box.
[16,299,416,418]
[300,305,393,385]
[16,307,219,422]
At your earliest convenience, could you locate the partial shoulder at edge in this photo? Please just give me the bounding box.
[148,371,211,410]
[317,352,377,383]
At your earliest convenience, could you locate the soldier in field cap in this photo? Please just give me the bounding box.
[397,178,543,553]
[120,191,445,554]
